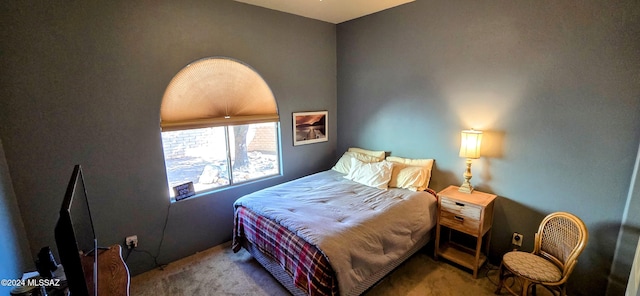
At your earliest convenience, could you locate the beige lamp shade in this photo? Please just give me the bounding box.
[459,129,483,159]
[160,57,279,131]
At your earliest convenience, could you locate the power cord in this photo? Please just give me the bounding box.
[124,244,134,261]
[484,262,500,286]
[124,202,172,270]
[485,261,516,291]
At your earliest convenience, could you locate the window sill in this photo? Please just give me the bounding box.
[169,173,283,203]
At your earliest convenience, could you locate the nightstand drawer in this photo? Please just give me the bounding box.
[439,210,480,233]
[440,197,482,220]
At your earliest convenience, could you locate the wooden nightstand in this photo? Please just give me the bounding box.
[434,185,497,278]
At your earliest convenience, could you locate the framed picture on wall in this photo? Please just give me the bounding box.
[293,111,328,146]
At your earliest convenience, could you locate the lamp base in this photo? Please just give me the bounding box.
[459,158,474,193]
[458,181,474,193]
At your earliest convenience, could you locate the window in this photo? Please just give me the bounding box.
[162,123,280,196]
[159,57,281,198]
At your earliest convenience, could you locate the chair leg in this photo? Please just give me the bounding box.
[522,279,531,296]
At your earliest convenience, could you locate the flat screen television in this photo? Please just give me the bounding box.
[54,165,98,296]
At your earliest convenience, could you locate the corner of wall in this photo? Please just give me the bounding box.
[0,137,33,295]
[608,140,640,295]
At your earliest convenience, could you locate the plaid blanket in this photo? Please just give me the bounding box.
[233,206,338,296]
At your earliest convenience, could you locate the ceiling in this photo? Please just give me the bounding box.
[234,0,415,24]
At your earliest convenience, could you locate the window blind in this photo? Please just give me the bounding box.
[160,57,279,131]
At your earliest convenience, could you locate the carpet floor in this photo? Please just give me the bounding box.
[130,242,541,296]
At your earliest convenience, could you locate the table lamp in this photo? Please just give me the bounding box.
[459,129,482,193]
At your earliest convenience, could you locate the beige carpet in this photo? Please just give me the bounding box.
[130,242,535,296]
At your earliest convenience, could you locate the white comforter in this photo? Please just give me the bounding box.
[234,170,438,295]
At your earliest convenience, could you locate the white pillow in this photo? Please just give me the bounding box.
[387,165,426,191]
[332,151,382,174]
[344,158,394,190]
[386,156,435,191]
[347,147,386,161]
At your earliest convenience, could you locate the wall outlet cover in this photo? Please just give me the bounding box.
[512,233,523,247]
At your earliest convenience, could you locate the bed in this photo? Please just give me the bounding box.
[232,148,438,295]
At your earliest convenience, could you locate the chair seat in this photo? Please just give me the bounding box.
[503,251,562,282]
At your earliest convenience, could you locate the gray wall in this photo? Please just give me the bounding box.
[0,139,32,295]
[0,1,336,275]
[337,1,640,295]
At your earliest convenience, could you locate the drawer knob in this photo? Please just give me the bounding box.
[454,215,465,222]
[455,202,465,207]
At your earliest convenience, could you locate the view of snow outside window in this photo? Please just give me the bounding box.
[161,122,280,197]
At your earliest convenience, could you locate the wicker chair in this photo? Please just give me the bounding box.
[495,212,588,296]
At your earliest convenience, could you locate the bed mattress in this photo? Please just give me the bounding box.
[233,170,438,295]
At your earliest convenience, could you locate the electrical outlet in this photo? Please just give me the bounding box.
[512,232,523,247]
[125,235,138,249]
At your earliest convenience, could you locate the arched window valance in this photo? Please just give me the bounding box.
[160,57,279,131]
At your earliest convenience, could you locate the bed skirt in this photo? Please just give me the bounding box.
[239,230,432,296]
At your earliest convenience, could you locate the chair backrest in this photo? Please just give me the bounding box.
[533,212,588,277]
